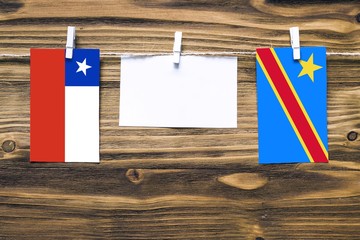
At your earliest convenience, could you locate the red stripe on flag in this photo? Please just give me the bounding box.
[30,49,65,162]
[257,48,328,163]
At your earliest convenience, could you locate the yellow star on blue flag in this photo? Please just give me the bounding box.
[298,53,322,82]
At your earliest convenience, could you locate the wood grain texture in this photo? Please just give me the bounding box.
[0,0,359,239]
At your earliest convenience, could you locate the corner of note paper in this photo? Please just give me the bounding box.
[119,55,237,128]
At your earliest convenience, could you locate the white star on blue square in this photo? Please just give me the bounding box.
[65,49,100,86]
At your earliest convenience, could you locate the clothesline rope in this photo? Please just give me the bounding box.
[0,51,359,58]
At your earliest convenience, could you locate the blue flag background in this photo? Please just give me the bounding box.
[256,47,328,164]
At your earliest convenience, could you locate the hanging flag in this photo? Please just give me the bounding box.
[30,49,100,163]
[256,47,328,164]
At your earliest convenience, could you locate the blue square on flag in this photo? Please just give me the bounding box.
[256,47,328,164]
[66,49,100,86]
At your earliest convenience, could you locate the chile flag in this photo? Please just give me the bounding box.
[256,47,328,164]
[30,49,100,163]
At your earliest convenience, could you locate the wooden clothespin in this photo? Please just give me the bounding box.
[66,26,76,59]
[290,27,300,60]
[173,31,182,64]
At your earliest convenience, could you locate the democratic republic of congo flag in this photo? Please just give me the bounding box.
[256,47,328,164]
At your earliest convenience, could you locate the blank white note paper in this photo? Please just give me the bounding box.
[119,56,237,128]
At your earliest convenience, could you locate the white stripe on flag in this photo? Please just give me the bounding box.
[65,87,99,163]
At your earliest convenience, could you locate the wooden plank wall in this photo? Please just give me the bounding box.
[0,0,359,239]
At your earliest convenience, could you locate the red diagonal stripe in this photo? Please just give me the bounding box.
[257,48,328,163]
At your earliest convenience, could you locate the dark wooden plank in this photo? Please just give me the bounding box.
[0,164,359,239]
[0,0,359,54]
